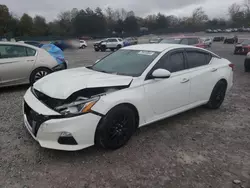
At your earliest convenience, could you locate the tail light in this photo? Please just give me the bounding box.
[229,63,234,71]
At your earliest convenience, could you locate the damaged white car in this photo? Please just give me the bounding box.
[23,44,233,151]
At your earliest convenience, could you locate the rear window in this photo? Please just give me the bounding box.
[186,51,210,68]
[188,38,199,45]
[160,38,181,44]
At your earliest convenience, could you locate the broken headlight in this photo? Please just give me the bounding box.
[55,97,100,116]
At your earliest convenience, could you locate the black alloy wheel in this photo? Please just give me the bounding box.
[95,105,136,150]
[206,81,227,109]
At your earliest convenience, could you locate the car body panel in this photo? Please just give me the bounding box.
[23,44,233,151]
[33,67,133,99]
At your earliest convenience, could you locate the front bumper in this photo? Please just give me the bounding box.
[23,88,102,151]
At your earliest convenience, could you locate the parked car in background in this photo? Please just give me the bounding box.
[79,40,87,49]
[23,43,233,151]
[244,52,250,72]
[225,29,232,33]
[149,37,162,43]
[206,29,212,33]
[224,36,237,44]
[94,38,124,52]
[0,42,67,87]
[213,36,224,42]
[217,29,222,32]
[123,37,135,46]
[202,37,212,47]
[160,36,206,48]
[234,39,250,55]
[132,37,138,44]
[18,41,43,48]
[51,40,70,51]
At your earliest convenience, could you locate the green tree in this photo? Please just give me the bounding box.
[0,4,11,36]
[19,13,33,36]
[33,15,48,36]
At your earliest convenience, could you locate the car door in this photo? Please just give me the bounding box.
[108,39,118,48]
[143,49,191,117]
[0,44,37,85]
[185,49,219,104]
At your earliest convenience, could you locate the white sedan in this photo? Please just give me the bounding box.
[23,44,233,151]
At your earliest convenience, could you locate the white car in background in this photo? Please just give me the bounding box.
[0,42,67,87]
[79,40,87,49]
[23,44,233,151]
[202,37,212,47]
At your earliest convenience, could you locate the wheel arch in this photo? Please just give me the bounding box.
[29,66,52,83]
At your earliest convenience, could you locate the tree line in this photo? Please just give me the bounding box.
[0,3,249,39]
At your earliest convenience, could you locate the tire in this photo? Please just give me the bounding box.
[206,80,227,109]
[244,59,250,72]
[100,45,106,52]
[30,67,52,85]
[80,45,86,49]
[117,45,122,50]
[95,105,136,150]
[94,48,99,52]
[110,48,115,52]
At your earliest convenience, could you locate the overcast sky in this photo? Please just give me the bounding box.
[2,0,242,21]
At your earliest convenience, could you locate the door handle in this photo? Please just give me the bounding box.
[211,68,217,72]
[181,78,189,83]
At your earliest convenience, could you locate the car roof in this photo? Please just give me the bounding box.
[169,36,200,39]
[123,43,198,52]
[0,41,41,49]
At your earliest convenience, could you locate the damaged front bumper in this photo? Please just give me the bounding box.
[23,88,102,151]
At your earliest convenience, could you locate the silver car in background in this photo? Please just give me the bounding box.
[0,42,67,88]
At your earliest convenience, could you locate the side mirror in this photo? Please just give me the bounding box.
[151,69,171,79]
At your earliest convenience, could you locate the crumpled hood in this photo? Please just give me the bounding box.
[33,67,132,99]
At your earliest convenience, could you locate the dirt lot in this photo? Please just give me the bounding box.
[0,42,250,188]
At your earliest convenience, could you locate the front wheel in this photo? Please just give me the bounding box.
[30,67,52,85]
[116,45,122,50]
[206,81,227,109]
[95,105,136,150]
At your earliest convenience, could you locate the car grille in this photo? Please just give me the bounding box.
[24,102,49,136]
[32,88,64,109]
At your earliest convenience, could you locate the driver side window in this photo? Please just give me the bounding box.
[156,52,185,73]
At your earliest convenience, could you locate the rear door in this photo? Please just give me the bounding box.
[0,44,37,85]
[184,49,220,104]
[106,39,117,48]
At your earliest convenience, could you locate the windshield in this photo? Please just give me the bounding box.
[90,50,159,76]
[241,40,250,45]
[160,38,181,44]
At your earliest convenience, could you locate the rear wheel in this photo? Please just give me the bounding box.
[100,45,106,52]
[95,105,136,150]
[117,44,122,50]
[30,67,52,85]
[206,81,227,109]
[245,59,250,72]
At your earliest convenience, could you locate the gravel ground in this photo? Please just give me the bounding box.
[0,42,250,188]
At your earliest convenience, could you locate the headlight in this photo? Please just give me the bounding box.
[55,97,99,116]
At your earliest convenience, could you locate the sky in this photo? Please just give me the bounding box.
[1,0,242,21]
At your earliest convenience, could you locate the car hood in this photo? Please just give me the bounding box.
[33,67,133,99]
[94,40,103,44]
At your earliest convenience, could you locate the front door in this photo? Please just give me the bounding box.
[143,50,191,118]
[0,44,36,85]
